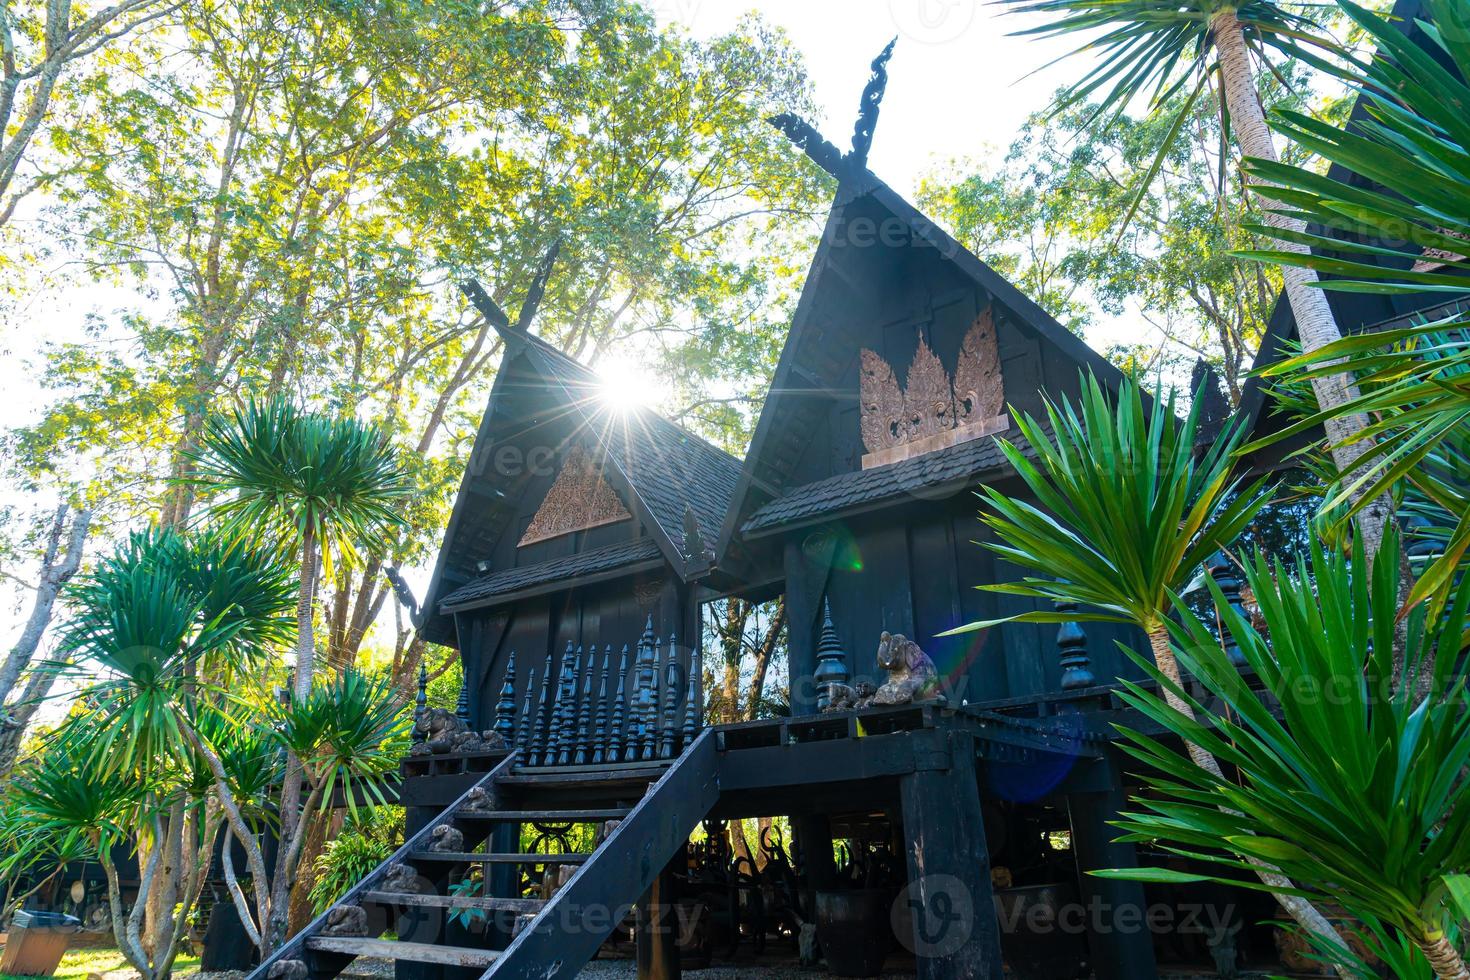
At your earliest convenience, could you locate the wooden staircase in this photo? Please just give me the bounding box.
[250,732,719,980]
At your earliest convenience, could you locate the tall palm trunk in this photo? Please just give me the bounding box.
[268,525,319,948]
[1146,626,1349,968]
[1211,11,1392,559]
[1417,928,1470,980]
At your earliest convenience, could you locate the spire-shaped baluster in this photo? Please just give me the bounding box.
[515,666,536,759]
[495,652,517,743]
[1055,599,1096,690]
[627,618,656,762]
[591,646,612,765]
[680,644,702,752]
[634,626,659,762]
[574,645,595,766]
[531,652,554,766]
[607,644,630,764]
[659,632,679,759]
[813,598,849,712]
[1206,553,1249,668]
[552,643,578,767]
[455,668,472,727]
[413,658,428,745]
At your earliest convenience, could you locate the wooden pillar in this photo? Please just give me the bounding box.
[899,733,1003,980]
[793,812,837,923]
[635,858,680,980]
[1067,751,1159,980]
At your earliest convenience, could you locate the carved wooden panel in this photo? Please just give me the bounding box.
[953,308,1005,423]
[859,349,905,452]
[858,306,1009,469]
[903,336,955,441]
[517,445,632,547]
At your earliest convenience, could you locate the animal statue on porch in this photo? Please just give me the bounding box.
[870,632,944,706]
[462,786,495,812]
[321,904,369,937]
[428,824,465,853]
[380,862,422,893]
[594,819,621,846]
[409,708,475,755]
[823,680,876,712]
[822,632,944,711]
[268,960,309,980]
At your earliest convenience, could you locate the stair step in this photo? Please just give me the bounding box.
[407,851,590,864]
[497,764,668,788]
[364,891,546,914]
[453,808,630,822]
[305,937,498,967]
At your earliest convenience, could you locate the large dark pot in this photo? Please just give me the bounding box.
[815,888,890,977]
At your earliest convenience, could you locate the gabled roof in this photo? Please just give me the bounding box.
[742,424,1022,536]
[421,298,742,642]
[714,168,1128,562]
[439,538,665,610]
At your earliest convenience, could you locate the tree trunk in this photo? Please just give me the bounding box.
[0,658,68,780]
[0,506,90,707]
[1145,627,1347,971]
[295,526,318,697]
[1416,930,1470,980]
[1211,11,1392,560]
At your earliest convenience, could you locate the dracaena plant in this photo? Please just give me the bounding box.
[950,373,1353,957]
[186,395,411,947]
[1103,528,1470,979]
[1237,0,1470,617]
[991,0,1392,558]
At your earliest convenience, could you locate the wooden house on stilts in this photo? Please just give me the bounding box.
[247,9,1466,978]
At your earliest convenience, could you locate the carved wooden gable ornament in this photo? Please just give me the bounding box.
[518,444,632,546]
[859,308,1007,469]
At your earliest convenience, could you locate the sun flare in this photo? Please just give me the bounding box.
[596,358,658,414]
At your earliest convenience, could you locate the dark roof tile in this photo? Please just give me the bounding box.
[439,538,663,609]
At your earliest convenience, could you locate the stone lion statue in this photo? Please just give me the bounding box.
[823,632,945,712]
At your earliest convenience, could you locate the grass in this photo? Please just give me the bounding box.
[0,946,200,980]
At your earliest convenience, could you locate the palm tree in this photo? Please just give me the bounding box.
[46,527,296,979]
[996,0,1392,554]
[187,396,411,695]
[1237,0,1470,616]
[42,527,405,961]
[950,375,1350,959]
[1103,531,1470,979]
[186,396,410,946]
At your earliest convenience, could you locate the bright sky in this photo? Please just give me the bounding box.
[661,0,1082,197]
[0,0,1132,656]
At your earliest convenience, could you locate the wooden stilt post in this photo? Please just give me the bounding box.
[1067,751,1159,980]
[635,859,680,980]
[898,733,1003,980]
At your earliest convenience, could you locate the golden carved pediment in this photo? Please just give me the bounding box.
[518,444,632,547]
[858,308,1007,468]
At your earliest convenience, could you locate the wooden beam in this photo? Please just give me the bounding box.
[363,892,545,916]
[899,733,1003,980]
[306,938,496,968]
[1067,751,1159,980]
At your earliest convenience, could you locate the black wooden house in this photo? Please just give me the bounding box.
[247,9,1463,980]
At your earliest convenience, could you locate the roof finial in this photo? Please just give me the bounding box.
[768,37,899,178]
[515,238,562,331]
[850,37,897,168]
